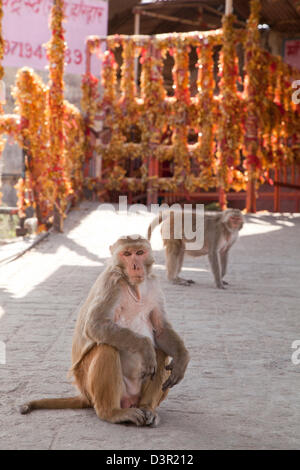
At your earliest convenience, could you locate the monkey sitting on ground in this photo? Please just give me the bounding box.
[20,235,190,427]
[147,208,244,289]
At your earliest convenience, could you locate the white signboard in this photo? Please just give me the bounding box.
[2,0,108,75]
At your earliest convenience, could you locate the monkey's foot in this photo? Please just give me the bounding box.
[172,277,194,286]
[109,407,147,426]
[216,283,226,289]
[222,280,229,286]
[139,408,160,427]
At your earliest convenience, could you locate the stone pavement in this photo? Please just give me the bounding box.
[0,201,300,450]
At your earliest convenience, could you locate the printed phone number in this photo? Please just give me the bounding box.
[4,40,83,65]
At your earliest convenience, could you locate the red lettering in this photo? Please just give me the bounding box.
[33,44,43,60]
[25,43,32,58]
[74,49,82,65]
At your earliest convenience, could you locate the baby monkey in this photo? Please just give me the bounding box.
[20,235,189,427]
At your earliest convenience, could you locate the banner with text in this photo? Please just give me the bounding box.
[2,0,108,75]
[284,39,300,71]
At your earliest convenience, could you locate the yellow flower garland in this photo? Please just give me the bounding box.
[46,0,71,217]
[218,14,245,192]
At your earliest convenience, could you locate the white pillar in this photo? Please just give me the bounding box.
[134,12,140,35]
[225,0,233,15]
[134,12,140,86]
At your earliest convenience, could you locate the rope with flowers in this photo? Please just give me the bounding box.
[139,39,167,196]
[217,14,245,196]
[63,100,85,201]
[193,40,216,189]
[101,45,128,191]
[45,0,71,229]
[243,0,266,210]
[12,68,51,222]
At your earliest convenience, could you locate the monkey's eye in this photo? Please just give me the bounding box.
[136,250,144,255]
[123,251,132,257]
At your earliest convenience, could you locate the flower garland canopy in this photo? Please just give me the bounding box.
[82,0,299,203]
[0,0,299,217]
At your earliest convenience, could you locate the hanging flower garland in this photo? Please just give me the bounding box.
[63,101,85,201]
[139,39,168,189]
[170,38,191,185]
[140,39,167,144]
[194,39,217,189]
[45,0,71,218]
[243,0,265,185]
[259,55,281,171]
[12,68,52,220]
[100,46,128,190]
[217,13,245,192]
[119,38,138,129]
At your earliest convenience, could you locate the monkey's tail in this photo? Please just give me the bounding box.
[20,396,91,415]
[147,212,165,240]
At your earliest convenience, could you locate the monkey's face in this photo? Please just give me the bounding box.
[228,215,243,230]
[118,246,150,285]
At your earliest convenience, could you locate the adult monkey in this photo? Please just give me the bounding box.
[20,235,189,427]
[147,208,244,289]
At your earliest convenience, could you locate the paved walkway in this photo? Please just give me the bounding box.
[0,202,300,450]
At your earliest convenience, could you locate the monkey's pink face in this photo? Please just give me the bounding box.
[229,215,243,230]
[119,247,149,285]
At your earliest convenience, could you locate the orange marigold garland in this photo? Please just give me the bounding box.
[120,38,138,130]
[45,0,71,221]
[64,101,85,201]
[243,0,263,187]
[101,46,127,190]
[140,39,167,189]
[217,14,245,192]
[12,68,51,220]
[171,39,191,187]
[194,39,217,190]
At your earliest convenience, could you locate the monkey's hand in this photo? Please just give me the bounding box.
[140,338,157,380]
[162,352,190,391]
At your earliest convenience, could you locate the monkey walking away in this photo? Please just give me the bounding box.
[20,235,189,427]
[148,208,244,289]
